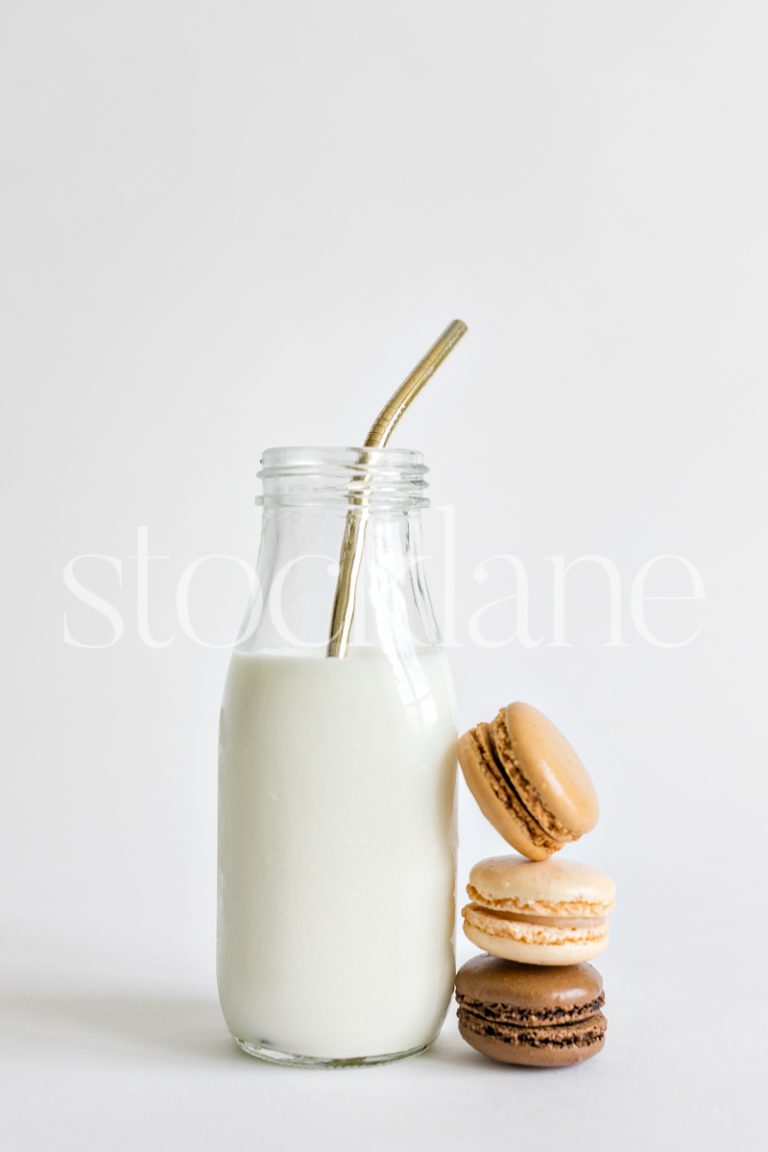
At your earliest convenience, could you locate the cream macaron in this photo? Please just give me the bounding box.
[458,703,599,861]
[462,855,615,965]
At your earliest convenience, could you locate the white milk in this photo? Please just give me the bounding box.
[217,648,457,1060]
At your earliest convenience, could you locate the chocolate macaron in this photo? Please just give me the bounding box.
[458,703,599,860]
[455,955,607,1066]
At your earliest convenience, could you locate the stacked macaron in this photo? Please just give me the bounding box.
[456,702,615,1067]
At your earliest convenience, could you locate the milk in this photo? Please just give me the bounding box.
[217,648,457,1061]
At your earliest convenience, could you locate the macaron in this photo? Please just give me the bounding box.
[455,955,607,1066]
[462,855,615,965]
[458,702,599,860]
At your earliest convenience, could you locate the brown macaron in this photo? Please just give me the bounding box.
[458,702,599,860]
[455,955,607,1067]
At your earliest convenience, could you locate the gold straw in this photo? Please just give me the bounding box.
[327,319,467,657]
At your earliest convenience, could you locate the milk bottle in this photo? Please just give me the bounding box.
[217,448,457,1066]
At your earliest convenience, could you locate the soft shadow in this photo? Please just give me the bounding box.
[4,991,246,1064]
[426,1028,492,1069]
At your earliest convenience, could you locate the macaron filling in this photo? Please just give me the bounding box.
[465,884,613,919]
[463,903,608,947]
[471,723,565,854]
[456,992,605,1027]
[489,710,577,844]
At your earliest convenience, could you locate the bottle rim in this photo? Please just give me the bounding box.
[256,446,429,510]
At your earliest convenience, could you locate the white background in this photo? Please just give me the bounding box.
[2,2,766,1149]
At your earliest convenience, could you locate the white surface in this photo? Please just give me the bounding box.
[2,928,762,1151]
[1,1,767,1148]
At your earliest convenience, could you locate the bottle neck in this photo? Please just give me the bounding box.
[239,500,440,657]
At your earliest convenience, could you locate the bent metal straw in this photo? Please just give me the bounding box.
[327,319,468,658]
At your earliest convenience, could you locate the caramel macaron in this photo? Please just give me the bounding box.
[455,956,607,1067]
[458,702,599,859]
[462,855,615,965]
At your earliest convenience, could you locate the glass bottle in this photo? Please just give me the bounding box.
[217,447,457,1067]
